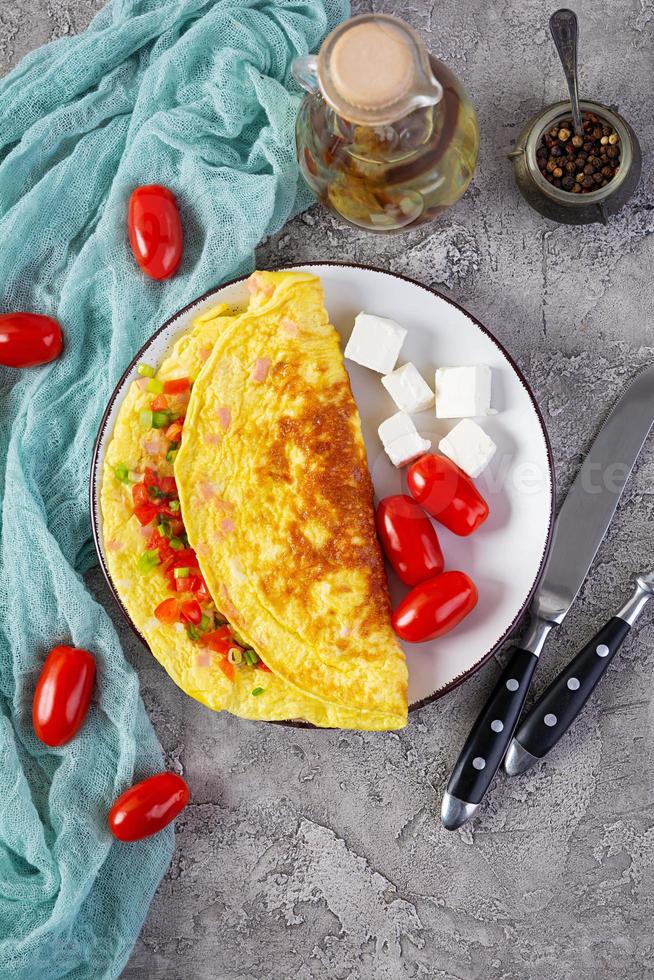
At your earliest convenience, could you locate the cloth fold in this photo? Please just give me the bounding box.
[0,0,347,976]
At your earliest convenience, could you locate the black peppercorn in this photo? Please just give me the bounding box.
[536,110,621,194]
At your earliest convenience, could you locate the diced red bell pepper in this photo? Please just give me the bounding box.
[165,420,184,442]
[154,598,180,624]
[217,659,234,682]
[194,579,211,603]
[255,661,272,673]
[134,503,159,526]
[150,394,169,412]
[168,550,199,569]
[202,627,239,655]
[163,378,190,395]
[132,482,150,508]
[159,476,177,496]
[180,599,202,625]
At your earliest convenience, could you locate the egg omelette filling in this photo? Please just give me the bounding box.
[101,270,408,729]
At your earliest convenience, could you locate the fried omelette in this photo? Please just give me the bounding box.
[100,270,408,729]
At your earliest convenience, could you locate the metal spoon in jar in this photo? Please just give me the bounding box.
[550,8,583,137]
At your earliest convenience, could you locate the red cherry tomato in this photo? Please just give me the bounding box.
[154,598,180,624]
[32,645,96,746]
[407,454,489,536]
[392,571,478,643]
[376,494,444,586]
[0,313,63,368]
[108,773,190,842]
[180,599,202,625]
[128,185,183,281]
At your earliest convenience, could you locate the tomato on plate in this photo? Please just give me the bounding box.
[392,571,478,643]
[32,645,96,746]
[163,378,190,395]
[108,772,190,842]
[0,313,63,368]
[180,599,202,625]
[202,627,240,655]
[154,597,180,624]
[407,454,489,536]
[128,185,183,281]
[376,494,444,586]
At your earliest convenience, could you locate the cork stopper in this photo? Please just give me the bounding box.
[329,21,415,110]
[317,15,442,126]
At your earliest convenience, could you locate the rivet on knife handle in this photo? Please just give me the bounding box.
[505,571,654,776]
[441,615,552,830]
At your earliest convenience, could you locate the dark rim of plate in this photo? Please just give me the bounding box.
[89,261,556,729]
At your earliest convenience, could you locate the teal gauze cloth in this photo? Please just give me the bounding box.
[0,0,347,976]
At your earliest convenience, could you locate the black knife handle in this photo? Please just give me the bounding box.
[511,617,631,760]
[445,647,539,804]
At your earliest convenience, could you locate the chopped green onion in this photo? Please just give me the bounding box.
[146,377,164,394]
[169,500,180,512]
[243,648,259,666]
[156,514,170,533]
[251,687,264,697]
[139,410,153,428]
[185,623,200,641]
[114,463,130,483]
[165,448,178,464]
[138,549,160,573]
[148,485,168,500]
[173,566,191,579]
[167,412,180,422]
[137,363,155,378]
[199,614,211,631]
[152,411,171,429]
[228,648,243,665]
[169,537,184,550]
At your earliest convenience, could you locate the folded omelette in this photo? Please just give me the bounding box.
[100,270,408,729]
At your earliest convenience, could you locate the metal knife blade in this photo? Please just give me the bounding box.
[532,363,654,626]
[441,363,654,830]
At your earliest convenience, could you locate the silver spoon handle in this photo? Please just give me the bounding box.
[550,8,583,136]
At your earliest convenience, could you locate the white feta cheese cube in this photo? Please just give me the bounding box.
[438,418,496,478]
[344,313,407,374]
[435,365,492,418]
[378,411,431,468]
[381,362,435,413]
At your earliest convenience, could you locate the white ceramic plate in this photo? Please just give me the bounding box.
[91,263,554,712]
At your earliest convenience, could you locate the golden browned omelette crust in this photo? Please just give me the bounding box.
[175,270,408,725]
[258,381,392,649]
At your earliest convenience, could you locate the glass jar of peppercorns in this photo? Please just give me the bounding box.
[509,100,641,225]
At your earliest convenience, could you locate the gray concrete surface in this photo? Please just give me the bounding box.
[3,0,654,977]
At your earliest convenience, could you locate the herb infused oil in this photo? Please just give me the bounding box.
[293,16,479,232]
